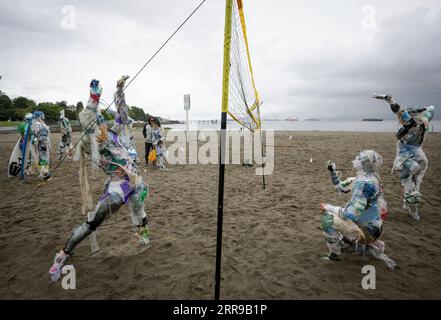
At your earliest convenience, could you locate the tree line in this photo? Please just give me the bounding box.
[0,93,153,123]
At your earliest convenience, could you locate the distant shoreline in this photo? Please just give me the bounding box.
[1,119,439,134]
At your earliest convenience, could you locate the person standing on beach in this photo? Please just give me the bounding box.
[320,150,398,269]
[373,94,435,221]
[49,115,150,282]
[143,116,154,166]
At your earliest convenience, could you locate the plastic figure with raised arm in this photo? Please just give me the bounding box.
[373,94,435,221]
[49,114,150,282]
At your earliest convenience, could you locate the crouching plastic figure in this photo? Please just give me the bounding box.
[320,150,398,270]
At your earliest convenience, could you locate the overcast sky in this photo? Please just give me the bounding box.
[1,0,440,120]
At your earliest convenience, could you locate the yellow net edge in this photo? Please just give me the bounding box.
[231,0,262,130]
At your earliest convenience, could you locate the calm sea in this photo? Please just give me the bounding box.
[166,120,441,133]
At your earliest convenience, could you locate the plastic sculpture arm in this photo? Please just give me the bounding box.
[372,94,400,113]
[373,94,417,139]
[114,76,130,126]
[326,160,355,194]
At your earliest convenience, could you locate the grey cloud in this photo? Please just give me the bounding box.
[1,0,440,121]
[281,7,441,119]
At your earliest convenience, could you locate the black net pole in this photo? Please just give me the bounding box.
[215,0,233,300]
[215,112,227,300]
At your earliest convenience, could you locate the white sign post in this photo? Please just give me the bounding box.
[184,94,191,140]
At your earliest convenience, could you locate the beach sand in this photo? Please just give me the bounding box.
[0,129,440,299]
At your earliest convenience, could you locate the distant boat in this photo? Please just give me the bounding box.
[362,118,383,122]
[305,118,319,121]
[286,117,298,121]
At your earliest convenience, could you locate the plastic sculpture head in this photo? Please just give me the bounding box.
[117,75,130,88]
[406,105,435,127]
[352,150,383,174]
[423,106,435,122]
[90,79,100,89]
[33,111,45,120]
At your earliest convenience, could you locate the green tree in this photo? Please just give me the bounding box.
[0,94,13,120]
[129,106,147,121]
[9,96,37,120]
[65,106,77,121]
[0,94,12,109]
[56,100,68,110]
[14,107,36,121]
[13,96,36,109]
[36,102,61,122]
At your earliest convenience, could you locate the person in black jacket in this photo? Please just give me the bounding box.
[143,116,155,166]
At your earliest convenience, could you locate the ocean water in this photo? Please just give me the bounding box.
[166,120,441,133]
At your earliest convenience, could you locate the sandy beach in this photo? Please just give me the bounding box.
[0,129,441,299]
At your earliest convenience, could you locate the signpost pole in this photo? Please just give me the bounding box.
[186,108,189,139]
[184,94,191,141]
